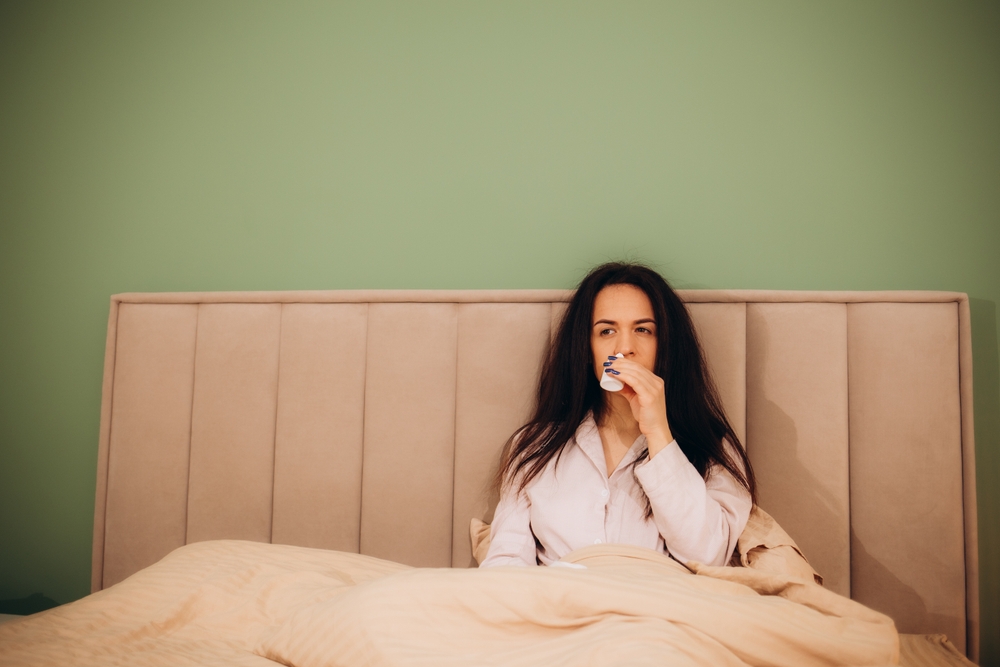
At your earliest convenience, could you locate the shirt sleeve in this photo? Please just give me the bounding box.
[479,483,538,567]
[633,439,752,567]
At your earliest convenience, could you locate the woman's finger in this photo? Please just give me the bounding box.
[605,362,662,400]
[604,358,671,438]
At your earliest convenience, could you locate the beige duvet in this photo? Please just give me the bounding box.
[0,539,900,667]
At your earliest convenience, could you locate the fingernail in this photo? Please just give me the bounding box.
[609,370,620,375]
[607,356,617,360]
[603,361,613,367]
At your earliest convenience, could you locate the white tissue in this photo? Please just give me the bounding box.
[550,561,587,569]
[600,353,624,392]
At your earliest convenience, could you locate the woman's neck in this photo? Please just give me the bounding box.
[598,395,638,432]
[596,396,641,475]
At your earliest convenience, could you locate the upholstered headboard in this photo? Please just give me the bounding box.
[91,289,979,660]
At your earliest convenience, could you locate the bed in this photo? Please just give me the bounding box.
[0,289,980,666]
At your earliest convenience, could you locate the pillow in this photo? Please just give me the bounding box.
[470,518,492,565]
[734,506,824,585]
[470,506,823,586]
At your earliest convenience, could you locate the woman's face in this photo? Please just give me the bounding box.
[590,284,658,381]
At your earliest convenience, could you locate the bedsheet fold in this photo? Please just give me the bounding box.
[0,540,898,667]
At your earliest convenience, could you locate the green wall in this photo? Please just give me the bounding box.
[1,0,997,661]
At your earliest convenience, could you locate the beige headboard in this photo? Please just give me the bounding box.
[91,289,979,660]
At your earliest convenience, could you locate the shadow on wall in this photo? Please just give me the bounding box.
[747,311,966,652]
[849,530,961,642]
[747,313,850,596]
[751,395,846,588]
[0,593,59,615]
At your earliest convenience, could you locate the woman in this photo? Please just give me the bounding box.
[480,262,756,568]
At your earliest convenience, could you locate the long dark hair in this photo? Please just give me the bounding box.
[495,262,757,510]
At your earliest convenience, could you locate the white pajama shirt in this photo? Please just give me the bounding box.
[481,414,752,568]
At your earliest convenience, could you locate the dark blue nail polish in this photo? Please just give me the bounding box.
[604,368,612,373]
[603,361,613,367]
[609,369,620,375]
[607,356,617,360]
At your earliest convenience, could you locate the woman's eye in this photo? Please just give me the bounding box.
[600,328,614,336]
[636,327,653,334]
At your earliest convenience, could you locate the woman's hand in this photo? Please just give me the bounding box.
[605,356,674,456]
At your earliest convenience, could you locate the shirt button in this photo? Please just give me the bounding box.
[594,539,603,544]
[600,489,609,497]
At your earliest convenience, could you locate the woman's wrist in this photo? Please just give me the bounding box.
[644,428,674,458]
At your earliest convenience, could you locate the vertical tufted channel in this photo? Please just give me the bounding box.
[687,303,747,445]
[102,304,198,588]
[452,303,552,566]
[746,303,851,596]
[360,303,459,567]
[186,304,282,545]
[271,304,368,552]
[847,302,966,651]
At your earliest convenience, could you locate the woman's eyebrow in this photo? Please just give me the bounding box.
[592,318,656,327]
